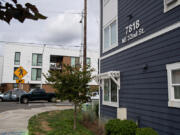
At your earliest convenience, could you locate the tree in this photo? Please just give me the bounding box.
[44,65,94,130]
[0,0,47,23]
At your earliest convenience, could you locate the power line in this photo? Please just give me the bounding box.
[42,11,83,15]
[0,40,81,48]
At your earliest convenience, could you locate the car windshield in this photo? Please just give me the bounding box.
[29,89,45,93]
[29,89,35,93]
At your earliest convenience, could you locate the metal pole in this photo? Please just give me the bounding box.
[41,44,46,88]
[83,0,87,71]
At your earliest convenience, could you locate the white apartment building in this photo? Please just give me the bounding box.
[0,56,3,86]
[1,43,99,92]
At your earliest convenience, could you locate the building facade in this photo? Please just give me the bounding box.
[99,0,180,135]
[0,56,3,91]
[1,43,98,92]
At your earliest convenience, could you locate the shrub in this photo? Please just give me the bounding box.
[105,119,137,135]
[136,128,158,135]
[82,111,97,122]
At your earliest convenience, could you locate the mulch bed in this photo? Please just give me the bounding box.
[82,120,105,135]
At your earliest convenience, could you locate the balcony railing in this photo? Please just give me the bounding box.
[50,63,62,70]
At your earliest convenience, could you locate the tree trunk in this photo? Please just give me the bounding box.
[73,104,77,130]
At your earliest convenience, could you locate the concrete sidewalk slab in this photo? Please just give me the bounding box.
[0,106,73,134]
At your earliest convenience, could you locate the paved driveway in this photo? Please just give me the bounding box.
[0,103,73,135]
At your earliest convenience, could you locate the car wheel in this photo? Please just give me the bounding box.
[22,98,28,104]
[0,98,3,102]
[50,97,56,103]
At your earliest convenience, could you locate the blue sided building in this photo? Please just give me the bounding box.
[98,0,180,135]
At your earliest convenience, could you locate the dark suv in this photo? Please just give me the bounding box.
[20,88,56,104]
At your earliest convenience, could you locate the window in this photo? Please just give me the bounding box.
[164,0,180,12]
[87,58,91,66]
[31,68,42,81]
[71,57,80,67]
[96,71,120,107]
[14,52,20,65]
[32,54,42,66]
[13,67,19,80]
[13,83,18,88]
[103,78,118,103]
[166,62,180,108]
[103,20,117,52]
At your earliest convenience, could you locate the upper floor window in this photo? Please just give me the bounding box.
[103,20,117,52]
[14,52,20,65]
[164,0,180,12]
[13,67,19,80]
[31,68,42,81]
[71,57,80,67]
[32,54,42,66]
[166,62,180,108]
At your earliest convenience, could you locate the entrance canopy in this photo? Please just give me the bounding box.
[95,71,120,88]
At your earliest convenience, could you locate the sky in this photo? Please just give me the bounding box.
[0,0,100,56]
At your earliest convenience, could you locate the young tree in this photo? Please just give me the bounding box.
[44,65,94,130]
[0,0,47,23]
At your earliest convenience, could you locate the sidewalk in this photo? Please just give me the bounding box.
[0,106,73,135]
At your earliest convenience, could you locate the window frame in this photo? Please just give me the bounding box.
[13,83,18,88]
[32,53,42,66]
[103,18,118,53]
[31,68,42,81]
[166,62,180,108]
[102,77,119,107]
[71,57,80,67]
[13,67,19,80]
[96,71,120,107]
[14,52,21,65]
[164,0,180,12]
[87,57,91,66]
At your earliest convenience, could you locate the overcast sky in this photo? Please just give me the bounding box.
[0,0,100,56]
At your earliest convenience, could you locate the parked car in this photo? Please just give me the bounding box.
[20,88,56,104]
[0,89,27,102]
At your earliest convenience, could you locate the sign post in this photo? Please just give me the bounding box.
[14,66,27,89]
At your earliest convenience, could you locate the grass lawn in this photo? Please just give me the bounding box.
[28,109,95,135]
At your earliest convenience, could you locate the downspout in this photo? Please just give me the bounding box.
[98,0,101,119]
[41,44,46,89]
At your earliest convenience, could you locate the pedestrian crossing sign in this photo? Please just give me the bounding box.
[14,66,27,79]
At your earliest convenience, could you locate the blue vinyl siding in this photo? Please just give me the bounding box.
[100,28,180,135]
[101,0,180,56]
[100,0,180,134]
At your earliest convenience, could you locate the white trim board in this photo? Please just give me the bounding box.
[100,22,180,60]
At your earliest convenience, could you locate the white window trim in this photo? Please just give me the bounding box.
[102,0,118,53]
[100,22,180,60]
[164,0,180,13]
[95,71,120,107]
[166,62,180,108]
[103,18,118,53]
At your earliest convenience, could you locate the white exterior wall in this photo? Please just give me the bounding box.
[0,56,3,84]
[2,44,99,85]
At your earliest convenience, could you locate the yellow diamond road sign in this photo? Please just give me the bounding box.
[14,66,27,79]
[16,79,25,84]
